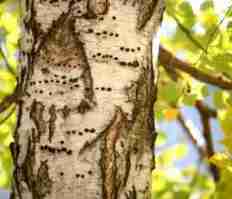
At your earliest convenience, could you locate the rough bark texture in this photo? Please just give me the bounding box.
[11,0,164,199]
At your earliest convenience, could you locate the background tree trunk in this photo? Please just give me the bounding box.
[10,0,164,198]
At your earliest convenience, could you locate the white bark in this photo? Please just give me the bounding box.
[11,0,164,199]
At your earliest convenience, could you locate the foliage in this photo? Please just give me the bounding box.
[152,132,215,199]
[0,0,18,189]
[156,0,232,198]
[0,0,232,198]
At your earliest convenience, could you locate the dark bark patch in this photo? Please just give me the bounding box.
[60,105,71,119]
[123,150,131,187]
[77,99,92,114]
[17,135,36,197]
[34,160,53,198]
[137,0,158,30]
[48,104,57,142]
[30,100,46,142]
[41,68,50,74]
[125,185,137,199]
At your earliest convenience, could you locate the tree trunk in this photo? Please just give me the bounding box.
[10,0,164,198]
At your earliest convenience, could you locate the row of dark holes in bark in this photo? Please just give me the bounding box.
[28,87,113,96]
[90,46,141,67]
[30,77,79,86]
[45,0,82,4]
[41,44,142,70]
[40,140,138,156]
[40,141,93,178]
[46,62,82,69]
[29,76,112,93]
[40,46,141,69]
[66,128,96,135]
[44,60,84,69]
[31,77,113,91]
[59,170,93,179]
[39,53,83,66]
[98,16,117,21]
[40,128,97,153]
[92,47,141,54]
[86,29,120,38]
[40,145,73,155]
[43,57,139,68]
[91,53,140,67]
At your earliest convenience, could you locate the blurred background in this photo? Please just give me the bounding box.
[0,0,232,198]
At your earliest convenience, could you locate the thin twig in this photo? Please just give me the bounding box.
[177,112,206,158]
[195,100,220,182]
[0,84,20,113]
[0,45,16,76]
[0,104,16,126]
[159,45,232,90]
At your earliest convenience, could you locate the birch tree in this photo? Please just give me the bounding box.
[10,0,164,198]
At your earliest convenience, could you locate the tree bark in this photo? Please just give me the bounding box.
[10,0,164,199]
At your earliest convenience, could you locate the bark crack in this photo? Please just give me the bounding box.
[29,100,46,142]
[48,104,57,143]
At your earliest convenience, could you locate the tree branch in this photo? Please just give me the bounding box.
[195,100,220,182]
[0,92,17,114]
[0,84,20,113]
[0,45,17,76]
[159,45,232,90]
[195,101,217,118]
[0,105,16,126]
[177,112,206,158]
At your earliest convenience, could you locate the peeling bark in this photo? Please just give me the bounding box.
[100,107,126,199]
[11,0,164,198]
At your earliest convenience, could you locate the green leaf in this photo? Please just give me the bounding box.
[213,90,227,109]
[200,0,214,11]
[157,144,188,166]
[177,1,196,28]
[218,108,232,137]
[158,81,182,104]
[156,132,168,146]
